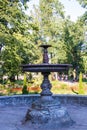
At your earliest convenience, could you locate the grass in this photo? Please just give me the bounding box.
[51,80,87,95]
[51,81,72,94]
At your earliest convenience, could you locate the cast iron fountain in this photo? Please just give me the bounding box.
[22,45,74,129]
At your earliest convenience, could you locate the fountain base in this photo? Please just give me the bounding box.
[23,97,74,128]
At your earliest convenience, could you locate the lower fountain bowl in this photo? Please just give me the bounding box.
[0,95,87,130]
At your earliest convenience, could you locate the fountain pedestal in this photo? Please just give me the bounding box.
[22,45,74,128]
[25,93,73,128]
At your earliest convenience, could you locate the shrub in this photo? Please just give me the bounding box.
[71,72,85,95]
[22,74,28,94]
[78,72,84,94]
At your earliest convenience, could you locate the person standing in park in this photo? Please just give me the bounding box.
[73,69,77,81]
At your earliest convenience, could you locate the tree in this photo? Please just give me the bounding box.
[0,0,40,81]
[31,0,67,63]
[63,19,85,72]
[27,0,87,73]
[76,0,87,8]
[77,8,87,73]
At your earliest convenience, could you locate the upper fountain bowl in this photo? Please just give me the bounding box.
[40,44,52,48]
[21,44,72,73]
[21,63,72,72]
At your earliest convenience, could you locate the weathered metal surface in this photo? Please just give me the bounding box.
[21,44,73,127]
[22,64,72,72]
[40,44,51,63]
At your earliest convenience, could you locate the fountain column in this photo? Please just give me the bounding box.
[40,45,52,100]
[40,72,52,101]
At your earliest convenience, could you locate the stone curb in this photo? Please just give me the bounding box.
[0,94,87,106]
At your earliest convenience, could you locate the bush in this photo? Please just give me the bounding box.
[22,74,28,94]
[78,72,84,94]
[71,72,85,95]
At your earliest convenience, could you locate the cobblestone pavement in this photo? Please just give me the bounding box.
[0,104,87,130]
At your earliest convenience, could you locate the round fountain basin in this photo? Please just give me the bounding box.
[0,95,87,130]
[22,64,72,72]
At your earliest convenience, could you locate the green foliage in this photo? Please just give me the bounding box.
[22,85,28,94]
[78,72,85,94]
[76,0,87,8]
[22,73,28,94]
[31,0,86,71]
[23,73,27,86]
[0,0,87,79]
[78,12,87,73]
[14,80,23,85]
[72,72,85,95]
[0,0,40,79]
[62,20,85,72]
[32,0,66,63]
[0,0,25,78]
